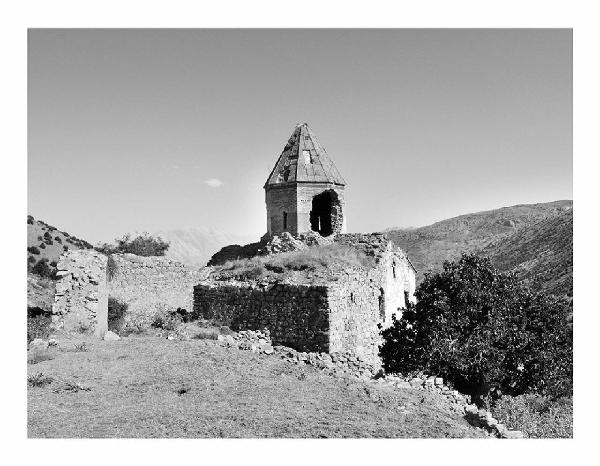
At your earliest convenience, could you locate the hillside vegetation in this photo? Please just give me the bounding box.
[27,215,93,278]
[385,200,572,296]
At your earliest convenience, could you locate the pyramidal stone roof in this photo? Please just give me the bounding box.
[265,123,346,187]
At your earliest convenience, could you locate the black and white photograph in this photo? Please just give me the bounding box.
[4,0,597,462]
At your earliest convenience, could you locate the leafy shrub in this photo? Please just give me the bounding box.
[39,243,46,249]
[43,231,52,239]
[73,342,88,352]
[107,297,128,333]
[28,372,53,388]
[379,254,572,402]
[96,233,170,257]
[63,245,68,252]
[151,313,183,331]
[28,255,36,264]
[27,215,34,224]
[37,235,43,241]
[27,314,52,344]
[54,236,62,243]
[491,395,572,438]
[31,258,56,279]
[28,246,40,255]
[150,304,183,331]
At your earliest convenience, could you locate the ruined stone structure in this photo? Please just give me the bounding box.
[53,250,109,337]
[52,250,202,335]
[265,123,346,237]
[195,234,416,364]
[109,254,202,327]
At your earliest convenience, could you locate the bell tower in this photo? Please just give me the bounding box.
[264,123,346,237]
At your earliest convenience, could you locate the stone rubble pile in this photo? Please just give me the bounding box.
[276,347,376,378]
[258,231,334,255]
[217,329,275,354]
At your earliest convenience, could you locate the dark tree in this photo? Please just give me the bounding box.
[379,254,572,401]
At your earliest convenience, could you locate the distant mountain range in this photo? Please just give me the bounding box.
[385,200,573,297]
[155,228,256,269]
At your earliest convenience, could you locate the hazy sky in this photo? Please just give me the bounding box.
[28,29,572,244]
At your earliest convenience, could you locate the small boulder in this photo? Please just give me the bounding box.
[29,338,48,351]
[104,331,120,341]
[262,344,274,355]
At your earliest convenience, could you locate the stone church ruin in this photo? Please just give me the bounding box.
[51,123,417,365]
[195,123,416,364]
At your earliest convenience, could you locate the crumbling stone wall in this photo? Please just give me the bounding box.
[109,254,201,325]
[193,283,330,352]
[193,275,384,365]
[296,184,346,236]
[327,273,383,364]
[52,250,108,337]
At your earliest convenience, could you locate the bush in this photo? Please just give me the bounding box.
[27,314,53,344]
[379,254,572,402]
[28,255,36,264]
[31,258,56,279]
[96,232,170,257]
[107,297,128,333]
[491,395,572,438]
[27,215,34,224]
[28,246,40,255]
[28,372,53,388]
[149,304,183,331]
[54,236,62,243]
[39,243,46,249]
[63,245,68,252]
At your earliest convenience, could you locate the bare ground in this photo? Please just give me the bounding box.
[28,334,488,438]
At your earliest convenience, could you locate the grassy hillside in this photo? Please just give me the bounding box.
[27,215,93,277]
[385,200,572,296]
[482,208,573,297]
[28,333,486,438]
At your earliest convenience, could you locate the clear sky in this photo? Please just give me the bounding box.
[28,29,572,244]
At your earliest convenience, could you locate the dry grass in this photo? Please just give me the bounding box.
[214,244,374,281]
[491,395,572,438]
[27,334,486,438]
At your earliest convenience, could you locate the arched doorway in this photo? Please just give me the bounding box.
[310,190,342,237]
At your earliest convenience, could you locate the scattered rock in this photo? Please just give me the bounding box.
[28,338,48,352]
[103,331,120,341]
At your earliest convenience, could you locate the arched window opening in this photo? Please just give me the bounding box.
[309,190,342,237]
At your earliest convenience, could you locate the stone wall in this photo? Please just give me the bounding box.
[265,185,297,235]
[193,283,330,352]
[52,250,108,337]
[327,273,382,364]
[109,254,202,326]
